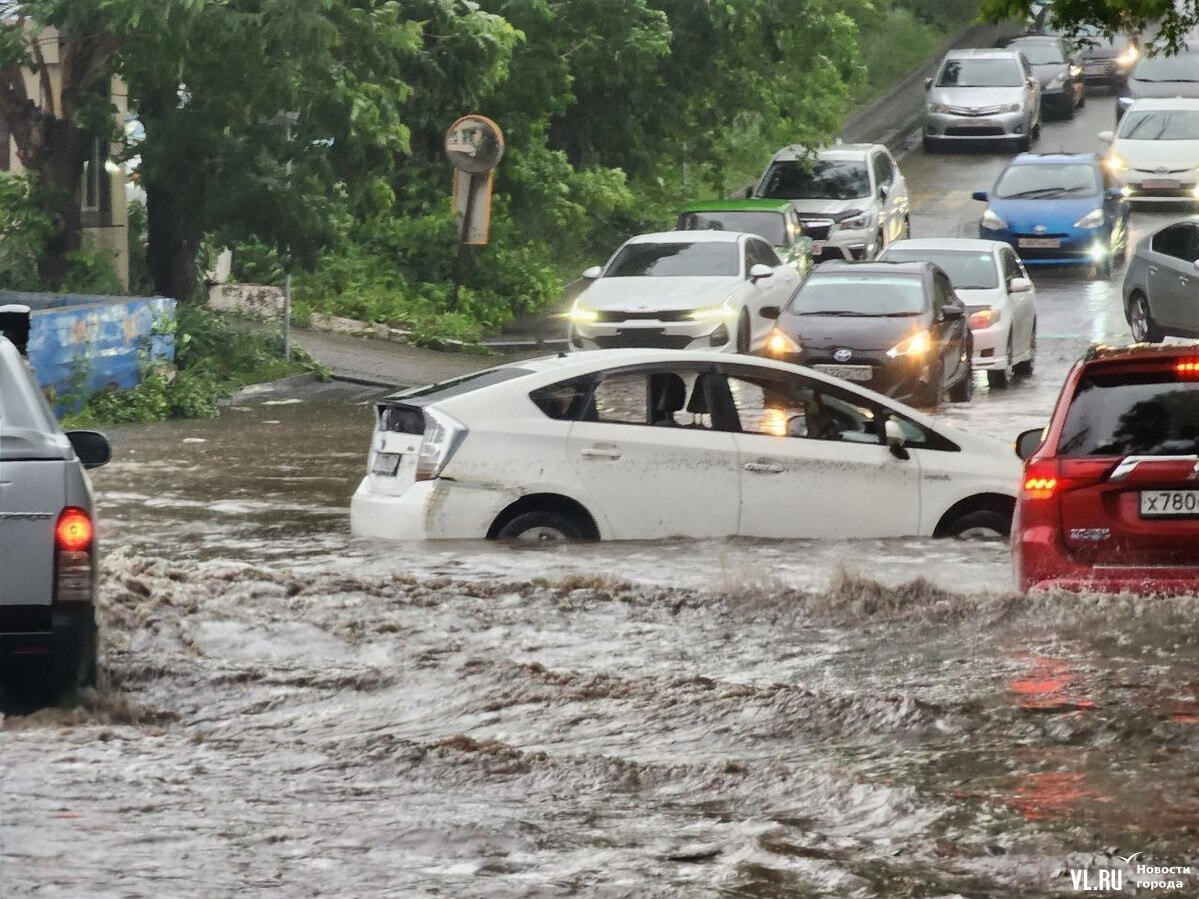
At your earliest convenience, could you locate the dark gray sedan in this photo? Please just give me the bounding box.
[1007,36,1084,119]
[1122,218,1199,342]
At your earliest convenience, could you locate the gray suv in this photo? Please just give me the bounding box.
[924,48,1042,152]
[0,306,110,698]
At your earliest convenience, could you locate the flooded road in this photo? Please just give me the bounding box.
[4,98,1199,896]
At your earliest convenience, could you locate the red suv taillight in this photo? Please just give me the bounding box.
[54,507,94,603]
[1021,459,1115,499]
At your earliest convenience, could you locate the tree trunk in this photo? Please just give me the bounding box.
[28,121,87,290]
[145,179,198,302]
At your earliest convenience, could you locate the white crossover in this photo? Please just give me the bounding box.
[350,350,1021,543]
[567,230,800,355]
[878,238,1037,388]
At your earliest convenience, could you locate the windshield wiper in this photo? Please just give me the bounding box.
[797,310,872,316]
[876,311,919,317]
[1002,187,1071,198]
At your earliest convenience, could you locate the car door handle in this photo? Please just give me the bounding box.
[581,445,622,460]
[1149,265,1158,275]
[743,460,784,474]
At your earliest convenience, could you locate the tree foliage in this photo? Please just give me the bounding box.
[981,0,1199,50]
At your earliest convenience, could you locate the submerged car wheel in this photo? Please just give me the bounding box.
[987,334,1015,389]
[1129,293,1163,343]
[496,510,587,543]
[1014,320,1036,376]
[948,356,974,403]
[942,509,1010,539]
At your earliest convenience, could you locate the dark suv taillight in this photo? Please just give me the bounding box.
[54,507,94,603]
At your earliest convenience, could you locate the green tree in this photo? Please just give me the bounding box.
[981,0,1199,49]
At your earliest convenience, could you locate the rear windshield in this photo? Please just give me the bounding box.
[386,367,531,405]
[677,211,785,246]
[880,249,998,289]
[1057,372,1199,456]
[937,58,1023,88]
[605,241,739,277]
[788,274,927,316]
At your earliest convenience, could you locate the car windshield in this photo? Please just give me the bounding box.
[1132,50,1199,82]
[757,160,871,201]
[677,211,785,246]
[788,274,927,316]
[993,163,1101,198]
[1013,42,1065,65]
[880,249,999,289]
[605,241,740,277]
[1057,372,1199,456]
[1078,30,1131,54]
[1117,109,1199,140]
[937,58,1023,87]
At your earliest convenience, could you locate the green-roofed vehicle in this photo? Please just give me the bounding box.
[676,199,814,276]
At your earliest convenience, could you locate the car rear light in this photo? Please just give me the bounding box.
[1176,360,1199,378]
[1021,459,1115,499]
[969,307,999,330]
[414,408,468,481]
[54,507,94,603]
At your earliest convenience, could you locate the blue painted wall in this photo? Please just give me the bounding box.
[0,292,176,404]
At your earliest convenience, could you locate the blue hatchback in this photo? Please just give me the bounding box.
[972,153,1130,278]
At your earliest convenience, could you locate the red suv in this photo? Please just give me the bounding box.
[1013,345,1199,593]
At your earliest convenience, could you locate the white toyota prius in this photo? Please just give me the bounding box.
[350,350,1020,542]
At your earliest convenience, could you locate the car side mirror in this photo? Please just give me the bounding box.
[1015,427,1045,460]
[759,305,780,319]
[1098,130,1115,143]
[884,419,909,460]
[582,265,602,280]
[1008,276,1032,293]
[941,303,965,320]
[971,190,988,202]
[743,185,755,199]
[1193,259,1199,273]
[66,430,111,469]
[749,263,773,282]
[924,77,933,90]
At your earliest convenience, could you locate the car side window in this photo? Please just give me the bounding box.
[723,371,881,443]
[1001,249,1023,283]
[1185,225,1199,262]
[872,152,894,190]
[589,369,715,429]
[530,377,592,421]
[748,237,782,267]
[884,411,959,451]
[1152,225,1189,260]
[932,273,952,311]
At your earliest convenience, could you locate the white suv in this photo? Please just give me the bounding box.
[0,307,110,699]
[751,143,910,262]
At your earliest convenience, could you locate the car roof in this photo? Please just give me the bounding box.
[883,237,1005,254]
[1124,97,1199,111]
[943,47,1023,59]
[678,199,792,214]
[624,230,744,245]
[1009,151,1101,165]
[767,143,881,162]
[813,260,932,277]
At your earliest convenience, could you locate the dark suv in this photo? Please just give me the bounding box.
[0,307,110,697]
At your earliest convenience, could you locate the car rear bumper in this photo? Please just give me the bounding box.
[1014,522,1199,593]
[350,477,511,541]
[0,604,94,658]
[970,321,1011,369]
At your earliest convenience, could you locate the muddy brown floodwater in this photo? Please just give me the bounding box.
[2,380,1197,897]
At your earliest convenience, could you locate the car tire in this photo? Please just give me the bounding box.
[1014,320,1036,376]
[496,510,589,542]
[941,509,1011,539]
[50,606,98,697]
[987,334,1015,389]
[948,355,974,403]
[1129,293,1164,343]
[736,308,751,354]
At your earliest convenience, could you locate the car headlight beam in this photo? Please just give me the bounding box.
[1074,208,1105,229]
[886,329,932,359]
[981,208,1007,230]
[689,301,738,321]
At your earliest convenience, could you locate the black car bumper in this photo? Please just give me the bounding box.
[775,350,933,403]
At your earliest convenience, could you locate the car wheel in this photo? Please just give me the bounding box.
[50,606,98,697]
[496,510,588,543]
[941,509,1011,539]
[987,334,1015,389]
[1014,320,1036,376]
[736,308,751,354]
[1129,293,1164,343]
[948,355,974,403]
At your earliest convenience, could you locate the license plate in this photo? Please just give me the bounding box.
[814,364,873,382]
[1018,237,1061,249]
[371,452,402,476]
[1085,63,1109,73]
[1142,179,1181,190]
[1140,490,1199,517]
